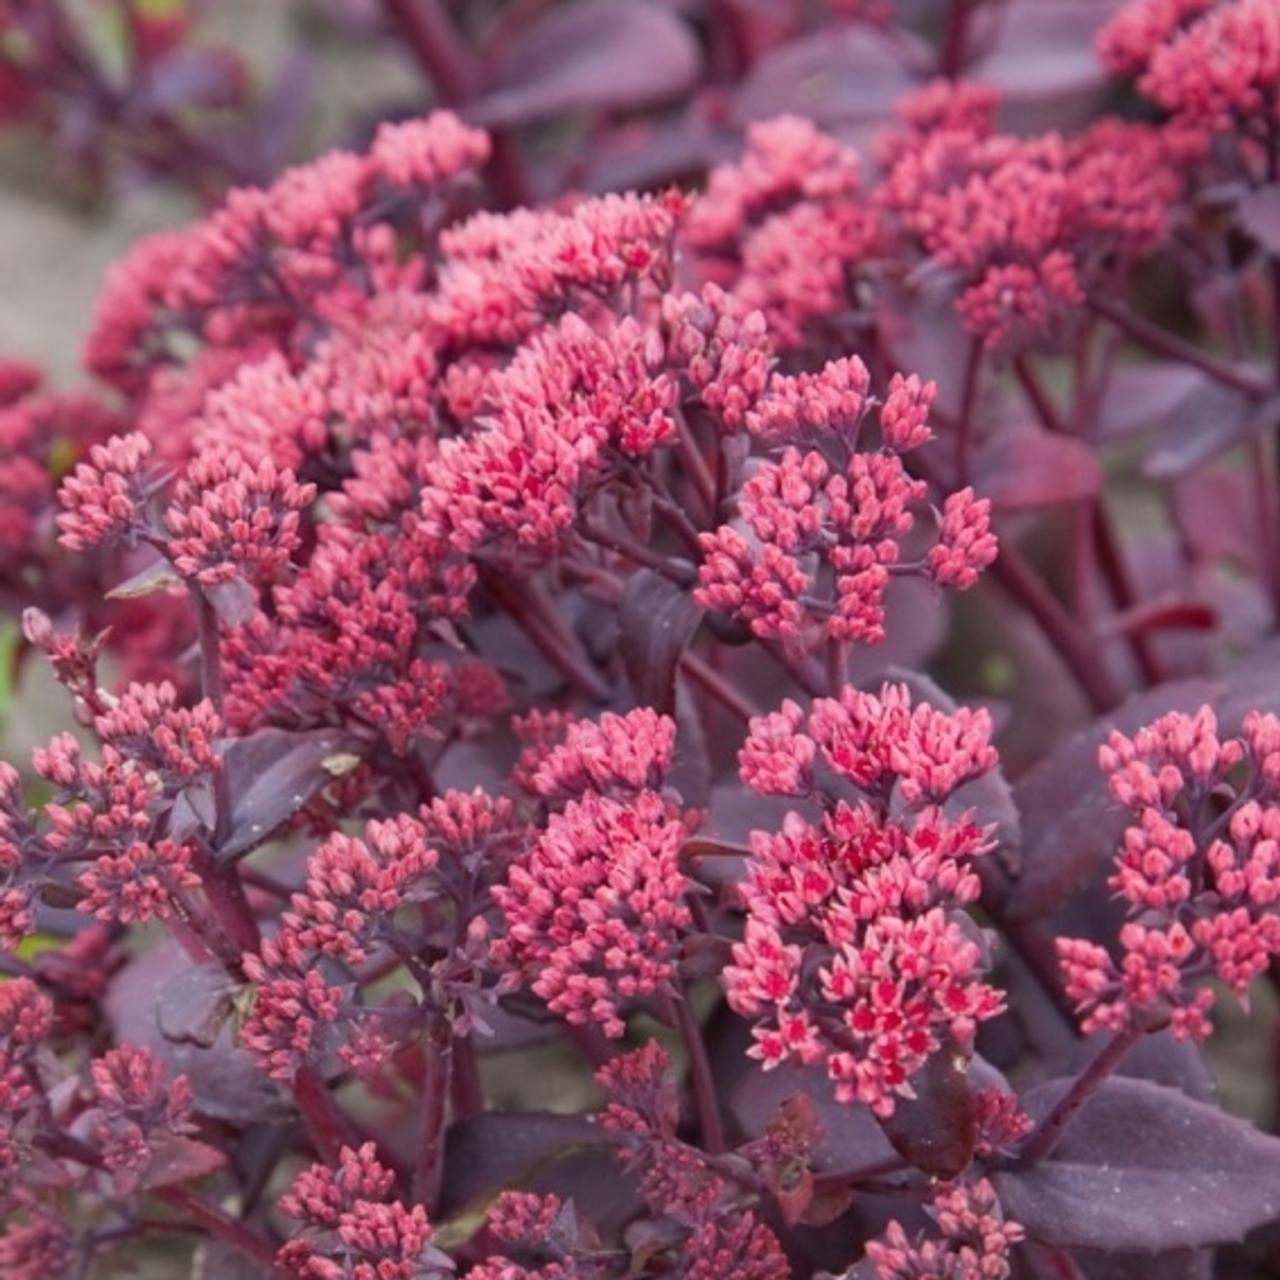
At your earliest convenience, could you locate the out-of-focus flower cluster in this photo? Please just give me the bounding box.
[724,683,1004,1117]
[1058,705,1280,1040]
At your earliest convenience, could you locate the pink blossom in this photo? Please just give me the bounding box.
[494,790,691,1037]
[164,446,316,587]
[528,708,676,800]
[370,111,491,188]
[928,488,998,590]
[867,1179,1024,1279]
[77,838,200,924]
[56,432,154,551]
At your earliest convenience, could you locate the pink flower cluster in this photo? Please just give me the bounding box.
[164,446,316,588]
[877,86,1187,351]
[278,1142,451,1279]
[866,1178,1025,1280]
[87,1044,195,1193]
[696,360,995,645]
[1099,0,1280,134]
[494,787,691,1037]
[1058,705,1280,1040]
[724,683,1003,1116]
[240,813,440,1078]
[0,667,233,948]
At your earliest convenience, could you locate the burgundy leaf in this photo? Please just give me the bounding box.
[468,0,701,127]
[972,430,1102,512]
[437,1111,613,1215]
[733,26,921,129]
[105,942,288,1124]
[1172,465,1261,571]
[1142,383,1279,479]
[876,1042,976,1179]
[994,1077,1280,1250]
[967,0,1115,111]
[731,1062,898,1176]
[137,48,246,115]
[1094,362,1211,442]
[618,568,703,716]
[1239,183,1280,257]
[138,1135,227,1191]
[157,961,238,1049]
[219,727,356,860]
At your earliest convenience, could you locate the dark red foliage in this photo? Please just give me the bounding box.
[3,2,1280,1279]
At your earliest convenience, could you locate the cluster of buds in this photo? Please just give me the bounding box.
[865,1178,1025,1279]
[724,684,1004,1116]
[1058,706,1280,1040]
[494,709,694,1037]
[696,360,995,647]
[278,1142,453,1278]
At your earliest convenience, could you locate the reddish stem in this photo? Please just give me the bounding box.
[1017,1025,1143,1165]
[668,988,726,1155]
[1089,294,1270,399]
[293,1064,359,1165]
[412,1015,453,1208]
[154,1186,283,1275]
[989,544,1124,713]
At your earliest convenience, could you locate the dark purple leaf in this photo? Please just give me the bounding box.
[157,961,238,1049]
[105,942,288,1124]
[994,1077,1280,1249]
[138,1135,227,1191]
[1004,677,1219,922]
[1094,363,1211,442]
[732,1062,898,1176]
[973,430,1102,512]
[468,0,701,127]
[438,1111,612,1215]
[1142,383,1279,479]
[968,0,1114,118]
[733,26,921,129]
[1073,1247,1214,1280]
[877,1043,976,1179]
[219,727,356,860]
[618,569,703,716]
[257,54,314,173]
[1239,183,1280,256]
[1172,466,1261,572]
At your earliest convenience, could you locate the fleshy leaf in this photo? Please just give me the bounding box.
[973,430,1102,512]
[469,0,700,127]
[618,568,702,715]
[218,727,355,860]
[994,1077,1280,1249]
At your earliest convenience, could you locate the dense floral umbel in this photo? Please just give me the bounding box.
[866,1179,1025,1279]
[494,789,692,1036]
[725,684,1003,1115]
[1099,0,1280,134]
[279,1143,452,1279]
[695,362,995,646]
[1058,706,1280,1040]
